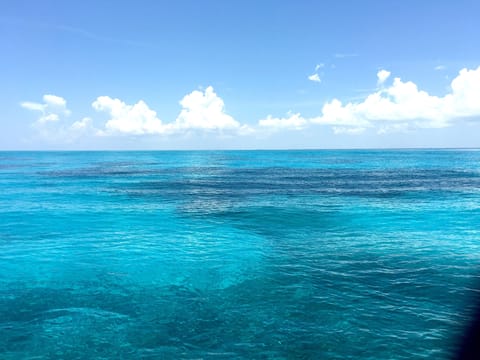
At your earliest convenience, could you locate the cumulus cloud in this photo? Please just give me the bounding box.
[259,66,480,134]
[311,99,371,128]
[91,86,251,136]
[21,95,95,144]
[314,66,480,130]
[22,66,480,142]
[258,113,307,130]
[377,69,391,85]
[92,96,167,135]
[174,86,241,131]
[308,73,321,83]
[21,94,71,123]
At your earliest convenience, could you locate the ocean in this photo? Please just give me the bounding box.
[1,150,480,359]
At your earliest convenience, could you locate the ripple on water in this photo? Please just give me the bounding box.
[1,150,480,358]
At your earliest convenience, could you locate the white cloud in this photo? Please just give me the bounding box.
[21,95,94,144]
[92,86,249,136]
[311,66,480,131]
[43,94,67,108]
[377,69,391,85]
[21,102,45,112]
[22,66,480,142]
[260,66,480,135]
[21,94,71,123]
[435,65,446,71]
[174,86,241,131]
[308,63,324,83]
[258,113,307,130]
[21,93,96,145]
[310,99,371,127]
[308,73,321,83]
[92,96,168,135]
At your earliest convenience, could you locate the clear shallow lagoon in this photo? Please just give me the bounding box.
[1,150,480,359]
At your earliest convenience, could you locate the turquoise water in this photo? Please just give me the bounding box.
[1,150,480,359]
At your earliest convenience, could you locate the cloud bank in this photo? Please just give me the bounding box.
[320,66,480,130]
[262,65,480,133]
[21,66,480,143]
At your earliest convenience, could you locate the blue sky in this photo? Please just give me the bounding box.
[1,0,480,149]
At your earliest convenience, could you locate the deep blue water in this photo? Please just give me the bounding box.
[1,150,480,359]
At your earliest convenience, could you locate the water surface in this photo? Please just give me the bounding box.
[1,150,480,358]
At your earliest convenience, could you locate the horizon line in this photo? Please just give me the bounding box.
[1,147,480,152]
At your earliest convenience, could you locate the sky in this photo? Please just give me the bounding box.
[1,0,480,150]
